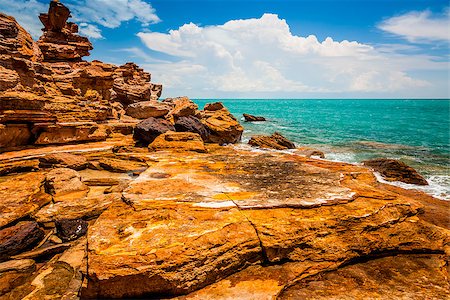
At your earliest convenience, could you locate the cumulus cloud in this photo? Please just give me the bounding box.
[0,0,160,39]
[137,14,438,97]
[378,9,450,43]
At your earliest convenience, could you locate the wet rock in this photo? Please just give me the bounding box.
[56,219,88,242]
[363,158,428,185]
[0,172,51,228]
[98,157,148,174]
[0,259,36,296]
[248,132,295,150]
[295,147,325,159]
[149,131,207,153]
[0,222,44,262]
[174,115,210,141]
[166,96,198,118]
[133,117,175,144]
[200,108,243,144]
[243,113,266,122]
[44,168,89,201]
[39,153,88,170]
[203,102,224,111]
[125,101,171,119]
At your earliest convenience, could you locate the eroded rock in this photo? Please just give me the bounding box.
[243,113,266,122]
[363,158,428,185]
[249,132,296,150]
[39,153,88,170]
[149,131,207,153]
[133,117,175,144]
[174,116,210,141]
[125,101,171,119]
[200,108,243,144]
[56,219,88,242]
[0,222,44,262]
[44,168,89,201]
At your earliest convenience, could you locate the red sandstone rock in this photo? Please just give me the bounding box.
[243,113,266,122]
[125,101,171,119]
[248,132,296,150]
[200,108,243,144]
[166,96,198,118]
[0,222,44,262]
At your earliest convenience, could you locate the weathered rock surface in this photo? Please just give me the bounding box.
[278,254,450,299]
[149,131,207,153]
[200,108,243,144]
[0,172,51,228]
[166,96,198,118]
[174,116,210,141]
[39,152,88,170]
[97,157,148,174]
[249,132,296,150]
[44,168,89,201]
[0,259,36,296]
[203,102,224,111]
[295,147,325,158]
[243,113,266,122]
[133,117,175,144]
[0,222,44,261]
[125,101,171,119]
[363,158,428,185]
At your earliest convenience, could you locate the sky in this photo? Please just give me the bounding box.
[0,0,449,99]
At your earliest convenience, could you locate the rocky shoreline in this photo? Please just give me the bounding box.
[0,2,449,299]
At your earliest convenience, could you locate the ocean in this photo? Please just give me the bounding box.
[194,99,450,200]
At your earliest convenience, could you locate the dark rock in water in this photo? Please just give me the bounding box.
[296,147,325,159]
[243,113,266,122]
[362,158,428,185]
[39,153,88,170]
[249,132,295,150]
[0,221,44,262]
[56,219,88,242]
[175,116,210,141]
[204,102,224,111]
[133,117,175,144]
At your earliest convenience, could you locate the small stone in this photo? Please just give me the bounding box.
[56,219,88,242]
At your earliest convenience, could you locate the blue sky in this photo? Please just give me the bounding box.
[0,0,448,98]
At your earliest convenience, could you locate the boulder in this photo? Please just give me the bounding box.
[200,109,243,144]
[243,113,266,122]
[166,97,198,118]
[363,158,428,185]
[55,219,88,242]
[125,101,171,119]
[44,168,89,201]
[39,153,88,170]
[0,222,44,262]
[204,102,224,111]
[174,115,210,141]
[0,172,51,228]
[133,117,175,144]
[248,132,295,150]
[149,131,207,153]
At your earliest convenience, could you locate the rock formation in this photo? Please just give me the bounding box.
[243,113,266,122]
[249,132,296,150]
[0,2,448,300]
[363,158,429,185]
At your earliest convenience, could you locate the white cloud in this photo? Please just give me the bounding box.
[378,9,450,43]
[137,14,441,97]
[0,0,160,39]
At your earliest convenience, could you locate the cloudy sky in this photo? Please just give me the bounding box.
[0,0,448,98]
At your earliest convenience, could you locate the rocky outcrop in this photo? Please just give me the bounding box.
[39,153,88,170]
[363,158,428,185]
[243,113,266,122]
[133,117,175,144]
[0,222,44,261]
[165,96,198,118]
[44,168,89,200]
[125,101,171,119]
[174,116,210,141]
[199,105,243,144]
[149,131,207,153]
[249,132,296,150]
[37,0,92,62]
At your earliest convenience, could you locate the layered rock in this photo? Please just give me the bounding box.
[363,158,428,185]
[149,131,207,153]
[198,104,243,144]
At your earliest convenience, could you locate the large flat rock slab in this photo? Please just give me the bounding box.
[0,172,51,228]
[84,202,262,298]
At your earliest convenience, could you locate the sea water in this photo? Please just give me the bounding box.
[194,99,450,200]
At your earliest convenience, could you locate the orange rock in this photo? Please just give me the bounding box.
[149,131,207,153]
[166,96,198,118]
[363,158,428,185]
[248,132,295,150]
[200,108,243,144]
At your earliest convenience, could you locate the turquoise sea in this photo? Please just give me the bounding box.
[194,99,450,200]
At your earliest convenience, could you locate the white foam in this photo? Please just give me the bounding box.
[374,172,450,200]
